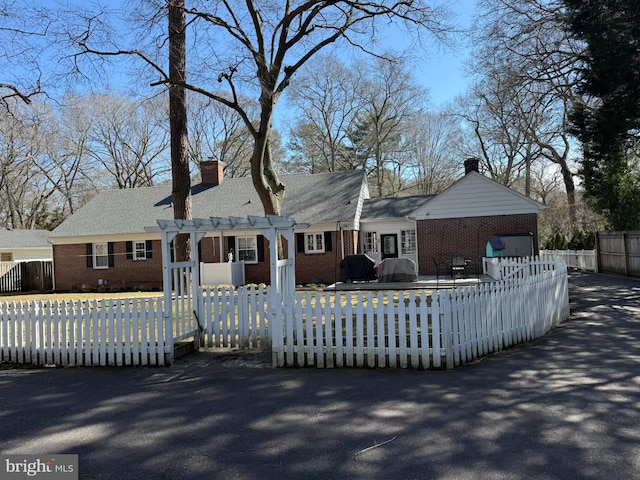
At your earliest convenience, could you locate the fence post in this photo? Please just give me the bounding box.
[439,291,455,369]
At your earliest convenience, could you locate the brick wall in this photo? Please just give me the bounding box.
[53,231,355,290]
[53,241,164,291]
[242,230,356,286]
[417,214,539,275]
[54,224,451,290]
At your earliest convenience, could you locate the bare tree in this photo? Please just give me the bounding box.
[406,111,463,194]
[457,61,539,189]
[287,54,366,173]
[288,54,453,195]
[81,94,170,189]
[0,103,55,228]
[68,0,451,217]
[188,93,257,178]
[347,57,429,196]
[472,0,586,232]
[35,94,98,222]
[0,0,47,110]
[167,0,191,261]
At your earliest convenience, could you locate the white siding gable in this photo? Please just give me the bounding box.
[415,172,544,220]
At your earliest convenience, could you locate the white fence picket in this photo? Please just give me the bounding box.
[0,296,167,367]
[304,293,314,366]
[2,255,570,371]
[270,256,569,370]
[315,297,324,368]
[355,294,364,367]
[345,293,354,367]
[397,292,407,369]
[324,293,334,368]
[418,291,430,368]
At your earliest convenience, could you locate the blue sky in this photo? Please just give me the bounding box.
[22,0,477,113]
[413,0,477,106]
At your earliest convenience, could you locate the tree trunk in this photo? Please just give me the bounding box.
[168,0,192,261]
[561,164,577,235]
[250,100,286,259]
[251,89,285,217]
[251,132,285,215]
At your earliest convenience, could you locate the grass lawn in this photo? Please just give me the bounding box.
[0,285,436,309]
[0,291,164,303]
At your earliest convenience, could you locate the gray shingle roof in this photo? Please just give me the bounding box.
[50,170,367,238]
[361,195,434,220]
[0,229,52,248]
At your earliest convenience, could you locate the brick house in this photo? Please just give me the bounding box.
[358,159,544,275]
[48,160,544,291]
[414,159,543,274]
[48,164,368,291]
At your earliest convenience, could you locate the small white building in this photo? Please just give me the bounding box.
[0,229,53,262]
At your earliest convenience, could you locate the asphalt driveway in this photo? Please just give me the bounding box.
[1,271,639,479]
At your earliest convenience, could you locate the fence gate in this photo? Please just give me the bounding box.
[0,261,53,293]
[147,215,309,364]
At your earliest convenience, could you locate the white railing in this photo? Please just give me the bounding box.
[483,256,560,280]
[540,249,597,272]
[200,261,245,286]
[0,297,167,367]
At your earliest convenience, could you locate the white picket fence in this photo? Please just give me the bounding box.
[0,288,269,368]
[0,297,167,366]
[540,249,597,272]
[200,285,270,349]
[1,257,570,370]
[269,257,569,369]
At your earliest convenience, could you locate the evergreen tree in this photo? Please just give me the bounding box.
[564,0,640,230]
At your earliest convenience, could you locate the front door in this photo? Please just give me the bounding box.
[381,234,399,259]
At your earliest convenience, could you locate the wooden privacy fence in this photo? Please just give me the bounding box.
[269,257,569,369]
[0,261,53,293]
[0,297,167,366]
[597,231,640,277]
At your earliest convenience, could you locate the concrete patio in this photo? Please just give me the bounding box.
[325,274,493,291]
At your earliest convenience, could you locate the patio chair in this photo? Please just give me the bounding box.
[433,258,449,288]
[466,256,483,283]
[450,256,467,283]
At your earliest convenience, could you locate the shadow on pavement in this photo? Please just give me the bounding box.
[0,272,639,479]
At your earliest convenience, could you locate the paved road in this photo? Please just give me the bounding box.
[1,272,639,480]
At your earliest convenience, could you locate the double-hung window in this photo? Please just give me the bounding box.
[134,241,147,260]
[305,233,324,253]
[401,229,417,255]
[94,243,109,269]
[237,235,258,263]
[364,232,378,255]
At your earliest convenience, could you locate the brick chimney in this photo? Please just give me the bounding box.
[200,160,224,186]
[464,157,480,175]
